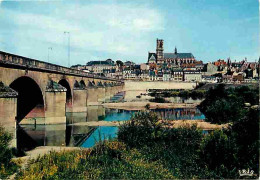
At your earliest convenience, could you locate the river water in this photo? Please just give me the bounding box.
[17,106,205,151]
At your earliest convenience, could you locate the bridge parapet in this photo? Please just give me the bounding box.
[0,51,121,81]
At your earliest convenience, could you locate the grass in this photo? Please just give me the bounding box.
[15,141,175,180]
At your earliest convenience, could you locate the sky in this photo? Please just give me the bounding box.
[0,0,259,66]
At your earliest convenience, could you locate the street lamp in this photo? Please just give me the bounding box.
[48,47,52,63]
[64,31,70,67]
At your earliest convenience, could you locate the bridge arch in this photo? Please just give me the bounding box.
[74,80,80,89]
[97,81,103,87]
[88,81,94,87]
[9,76,44,122]
[58,79,72,105]
[79,80,86,88]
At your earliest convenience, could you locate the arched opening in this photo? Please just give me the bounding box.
[58,79,72,106]
[80,80,86,88]
[88,81,94,87]
[97,81,103,87]
[74,80,80,88]
[10,76,44,122]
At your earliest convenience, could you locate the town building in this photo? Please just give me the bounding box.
[85,59,115,76]
[183,70,202,82]
[172,68,184,81]
[140,63,149,71]
[203,63,218,75]
[148,39,197,66]
[124,61,135,67]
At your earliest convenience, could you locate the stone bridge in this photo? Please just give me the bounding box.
[0,51,124,147]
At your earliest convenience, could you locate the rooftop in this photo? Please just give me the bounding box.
[87,61,112,66]
[164,53,194,59]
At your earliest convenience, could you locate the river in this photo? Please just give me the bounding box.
[17,106,205,151]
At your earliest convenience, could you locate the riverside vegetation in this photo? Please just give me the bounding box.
[149,89,207,101]
[0,84,258,179]
[0,126,19,179]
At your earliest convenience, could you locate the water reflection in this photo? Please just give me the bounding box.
[17,106,205,151]
[17,124,66,151]
[104,108,205,121]
[166,97,203,104]
[81,126,118,148]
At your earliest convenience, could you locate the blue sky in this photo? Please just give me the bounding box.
[0,0,259,66]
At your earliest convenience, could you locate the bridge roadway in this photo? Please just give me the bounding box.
[0,51,124,147]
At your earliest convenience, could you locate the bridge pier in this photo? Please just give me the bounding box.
[45,90,67,124]
[105,86,111,102]
[87,87,99,106]
[72,89,87,112]
[0,83,18,147]
[117,84,124,92]
[97,87,106,104]
[111,85,118,96]
[0,96,17,147]
[105,86,113,101]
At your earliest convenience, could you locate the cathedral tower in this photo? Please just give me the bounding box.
[156,39,164,63]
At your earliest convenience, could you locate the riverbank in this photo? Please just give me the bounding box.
[9,146,82,180]
[160,120,229,130]
[12,146,81,163]
[123,81,196,102]
[124,81,196,91]
[70,119,228,130]
[103,102,199,110]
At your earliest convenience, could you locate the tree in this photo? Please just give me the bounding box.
[116,60,124,67]
[199,130,238,178]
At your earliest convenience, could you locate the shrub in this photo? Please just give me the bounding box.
[0,126,18,178]
[227,108,259,173]
[199,84,258,124]
[118,111,162,147]
[204,99,246,124]
[149,96,169,103]
[199,130,238,178]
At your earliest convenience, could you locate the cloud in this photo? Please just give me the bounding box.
[0,2,164,64]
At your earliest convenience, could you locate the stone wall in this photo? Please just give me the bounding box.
[0,97,17,147]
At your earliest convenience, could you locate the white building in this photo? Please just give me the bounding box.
[86,60,115,75]
[184,71,202,82]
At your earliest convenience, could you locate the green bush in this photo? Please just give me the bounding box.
[118,111,162,147]
[0,126,18,178]
[199,84,258,124]
[227,108,259,172]
[149,96,169,103]
[118,111,206,178]
[148,89,206,99]
[204,99,246,124]
[199,130,238,178]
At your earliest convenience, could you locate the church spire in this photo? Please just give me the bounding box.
[174,46,177,54]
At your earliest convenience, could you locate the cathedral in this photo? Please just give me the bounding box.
[148,39,196,66]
